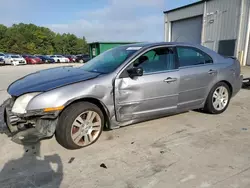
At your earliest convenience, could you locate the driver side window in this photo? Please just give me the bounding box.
[133,47,177,74]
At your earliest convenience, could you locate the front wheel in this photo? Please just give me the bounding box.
[55,102,104,149]
[204,82,231,114]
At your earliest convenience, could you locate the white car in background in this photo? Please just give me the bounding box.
[0,53,5,64]
[4,54,27,66]
[49,55,70,63]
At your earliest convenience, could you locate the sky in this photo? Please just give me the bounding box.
[0,0,198,42]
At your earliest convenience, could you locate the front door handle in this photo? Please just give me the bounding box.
[164,77,177,83]
[208,69,217,74]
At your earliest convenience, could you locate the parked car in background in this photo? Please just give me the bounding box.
[3,42,242,149]
[64,55,76,62]
[76,54,90,63]
[0,52,5,60]
[0,57,4,65]
[0,52,5,65]
[36,55,55,63]
[4,54,26,66]
[49,55,70,63]
[22,55,42,64]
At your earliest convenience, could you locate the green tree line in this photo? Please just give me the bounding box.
[0,23,89,55]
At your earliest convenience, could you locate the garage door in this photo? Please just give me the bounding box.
[171,16,203,44]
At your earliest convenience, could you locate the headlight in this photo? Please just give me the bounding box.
[12,92,41,114]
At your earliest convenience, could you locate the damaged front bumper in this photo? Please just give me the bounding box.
[2,98,59,145]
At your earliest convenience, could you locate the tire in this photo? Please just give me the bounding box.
[204,82,231,114]
[57,59,60,63]
[55,102,104,149]
[79,59,84,63]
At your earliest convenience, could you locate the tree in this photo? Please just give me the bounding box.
[0,23,89,55]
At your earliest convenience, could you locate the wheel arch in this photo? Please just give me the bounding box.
[204,80,233,107]
[217,80,233,95]
[61,97,111,129]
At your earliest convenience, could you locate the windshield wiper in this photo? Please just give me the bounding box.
[88,69,107,74]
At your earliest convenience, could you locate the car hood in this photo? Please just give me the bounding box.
[8,66,101,97]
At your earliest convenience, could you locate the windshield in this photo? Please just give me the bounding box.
[11,55,21,58]
[81,46,140,74]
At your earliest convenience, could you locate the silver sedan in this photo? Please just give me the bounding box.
[3,42,242,149]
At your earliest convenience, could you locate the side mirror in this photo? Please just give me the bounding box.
[127,67,143,78]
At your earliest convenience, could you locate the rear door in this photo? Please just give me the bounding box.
[177,46,218,109]
[114,46,180,122]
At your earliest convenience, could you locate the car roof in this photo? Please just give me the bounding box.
[118,42,223,61]
[117,42,205,48]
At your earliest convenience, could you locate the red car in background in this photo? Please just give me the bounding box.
[64,55,76,62]
[22,55,43,64]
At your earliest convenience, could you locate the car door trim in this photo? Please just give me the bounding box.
[178,63,214,70]
[178,98,204,106]
[117,93,179,105]
[132,106,177,115]
[179,86,206,94]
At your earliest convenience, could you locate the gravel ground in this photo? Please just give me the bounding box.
[0,64,250,188]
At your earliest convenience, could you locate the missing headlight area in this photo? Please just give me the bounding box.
[2,98,58,145]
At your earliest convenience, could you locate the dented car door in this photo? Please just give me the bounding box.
[114,46,179,122]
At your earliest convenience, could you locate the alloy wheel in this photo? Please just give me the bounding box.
[212,86,229,111]
[71,111,102,146]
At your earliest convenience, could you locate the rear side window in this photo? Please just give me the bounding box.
[177,47,213,67]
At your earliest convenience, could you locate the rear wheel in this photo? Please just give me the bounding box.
[55,102,104,149]
[57,59,60,63]
[204,82,231,114]
[79,59,84,63]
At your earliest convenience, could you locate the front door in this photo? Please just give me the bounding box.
[114,46,179,122]
[176,46,218,109]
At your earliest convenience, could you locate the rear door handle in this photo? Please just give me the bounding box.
[208,69,217,74]
[164,77,177,83]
